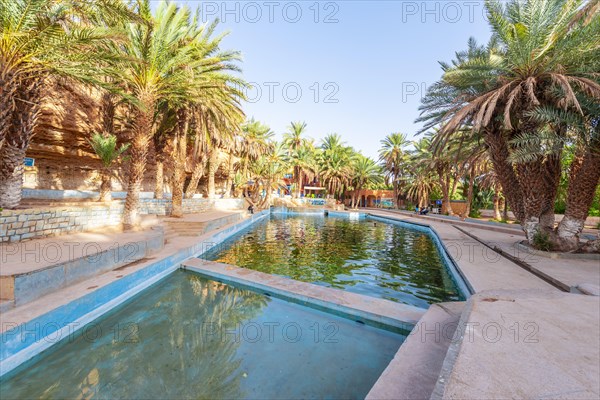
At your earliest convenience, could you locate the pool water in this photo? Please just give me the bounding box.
[204,214,462,308]
[0,271,404,399]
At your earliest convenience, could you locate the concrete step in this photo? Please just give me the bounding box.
[366,302,465,400]
[0,229,164,306]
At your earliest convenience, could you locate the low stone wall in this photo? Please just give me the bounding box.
[0,198,245,243]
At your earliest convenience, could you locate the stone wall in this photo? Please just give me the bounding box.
[0,199,245,243]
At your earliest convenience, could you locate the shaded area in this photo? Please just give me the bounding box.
[205,214,462,308]
[1,271,403,399]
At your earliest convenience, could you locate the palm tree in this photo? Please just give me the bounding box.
[245,143,288,208]
[282,121,308,197]
[418,0,600,247]
[237,118,274,178]
[404,138,440,208]
[0,0,134,209]
[378,133,409,209]
[350,155,383,209]
[88,133,130,202]
[112,1,215,227]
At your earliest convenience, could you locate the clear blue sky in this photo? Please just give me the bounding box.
[172,1,492,158]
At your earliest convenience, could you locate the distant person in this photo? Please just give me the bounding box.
[415,206,419,214]
[248,204,254,214]
[420,207,429,215]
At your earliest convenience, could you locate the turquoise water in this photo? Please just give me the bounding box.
[204,214,462,308]
[0,271,404,399]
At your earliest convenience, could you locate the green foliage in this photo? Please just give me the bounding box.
[87,133,129,167]
[532,231,552,252]
[468,209,481,218]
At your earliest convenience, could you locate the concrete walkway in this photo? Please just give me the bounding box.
[432,290,600,399]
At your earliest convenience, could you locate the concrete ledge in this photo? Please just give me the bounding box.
[182,258,425,330]
[515,241,600,261]
[4,229,164,305]
[367,302,465,400]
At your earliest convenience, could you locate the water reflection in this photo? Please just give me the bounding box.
[0,274,269,399]
[205,215,462,308]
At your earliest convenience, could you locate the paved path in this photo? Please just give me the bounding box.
[432,290,600,399]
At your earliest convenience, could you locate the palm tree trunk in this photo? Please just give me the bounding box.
[224,153,234,198]
[463,167,476,219]
[555,144,600,251]
[0,73,17,151]
[171,109,188,218]
[0,78,42,209]
[484,130,526,222]
[207,148,219,198]
[393,179,399,209]
[0,142,27,208]
[517,152,562,243]
[123,95,154,229]
[294,166,301,198]
[493,189,502,220]
[440,179,452,215]
[99,167,112,202]
[185,159,206,199]
[154,160,164,199]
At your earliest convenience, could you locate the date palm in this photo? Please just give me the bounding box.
[185,93,245,199]
[418,0,600,246]
[112,0,225,227]
[282,121,308,197]
[350,155,383,209]
[88,133,130,202]
[0,0,134,209]
[378,133,409,209]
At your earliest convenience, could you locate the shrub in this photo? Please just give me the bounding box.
[533,231,552,252]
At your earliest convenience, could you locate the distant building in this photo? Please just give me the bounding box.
[343,189,405,208]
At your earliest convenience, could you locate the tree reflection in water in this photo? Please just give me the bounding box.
[0,273,269,400]
[206,215,463,308]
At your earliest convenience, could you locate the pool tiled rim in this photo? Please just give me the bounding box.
[182,259,424,332]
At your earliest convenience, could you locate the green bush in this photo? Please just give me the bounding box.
[533,231,552,252]
[469,209,481,218]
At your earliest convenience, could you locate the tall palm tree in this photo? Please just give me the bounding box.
[350,155,383,209]
[112,1,214,227]
[404,138,440,208]
[184,94,244,199]
[245,143,288,208]
[378,133,409,209]
[282,121,308,197]
[236,118,274,179]
[0,0,134,208]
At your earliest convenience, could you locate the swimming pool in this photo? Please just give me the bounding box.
[203,213,466,308]
[0,271,405,399]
